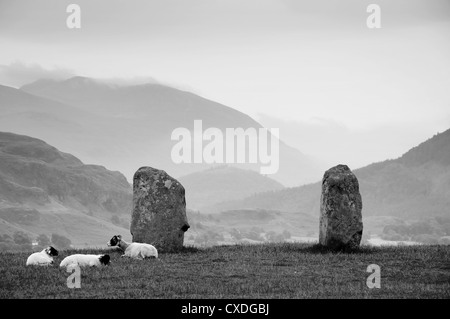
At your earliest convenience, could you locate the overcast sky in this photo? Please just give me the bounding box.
[1,0,449,169]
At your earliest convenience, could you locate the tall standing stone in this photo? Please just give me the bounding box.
[131,166,190,252]
[319,164,363,250]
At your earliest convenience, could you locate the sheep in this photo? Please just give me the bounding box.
[26,246,59,266]
[59,254,110,268]
[107,235,158,259]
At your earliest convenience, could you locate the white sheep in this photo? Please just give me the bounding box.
[26,246,59,266]
[59,254,110,268]
[107,235,158,259]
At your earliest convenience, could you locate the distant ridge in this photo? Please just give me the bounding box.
[209,128,450,219]
[11,77,324,186]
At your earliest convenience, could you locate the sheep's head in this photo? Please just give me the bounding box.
[99,254,111,265]
[107,235,122,247]
[45,246,58,257]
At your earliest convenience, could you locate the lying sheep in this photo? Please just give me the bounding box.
[26,246,59,266]
[60,254,110,268]
[107,235,158,259]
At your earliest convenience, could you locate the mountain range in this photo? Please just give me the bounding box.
[207,128,450,220]
[1,76,449,246]
[2,127,449,246]
[0,77,324,187]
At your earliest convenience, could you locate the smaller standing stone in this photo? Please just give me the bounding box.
[319,164,363,250]
[131,167,190,252]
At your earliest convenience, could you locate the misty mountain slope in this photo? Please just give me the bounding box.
[0,84,128,165]
[178,165,284,211]
[21,77,259,128]
[1,83,71,114]
[209,129,450,219]
[399,129,450,167]
[0,132,132,245]
[16,77,323,186]
[355,129,450,216]
[0,131,131,212]
[0,84,177,182]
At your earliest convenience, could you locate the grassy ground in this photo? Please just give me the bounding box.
[0,243,449,299]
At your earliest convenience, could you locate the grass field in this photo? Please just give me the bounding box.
[0,243,449,299]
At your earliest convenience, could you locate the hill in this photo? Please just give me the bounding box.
[0,131,132,246]
[179,165,284,211]
[207,129,450,227]
[14,78,323,186]
[0,83,128,178]
[0,132,306,248]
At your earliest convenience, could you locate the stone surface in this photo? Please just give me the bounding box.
[130,166,190,252]
[319,164,363,249]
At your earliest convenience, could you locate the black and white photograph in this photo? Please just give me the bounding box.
[0,0,449,306]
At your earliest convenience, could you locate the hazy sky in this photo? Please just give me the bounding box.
[1,0,449,168]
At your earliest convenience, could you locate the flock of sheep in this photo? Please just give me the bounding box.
[25,235,158,268]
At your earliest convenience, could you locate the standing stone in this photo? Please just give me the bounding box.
[131,166,190,252]
[319,164,363,250]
